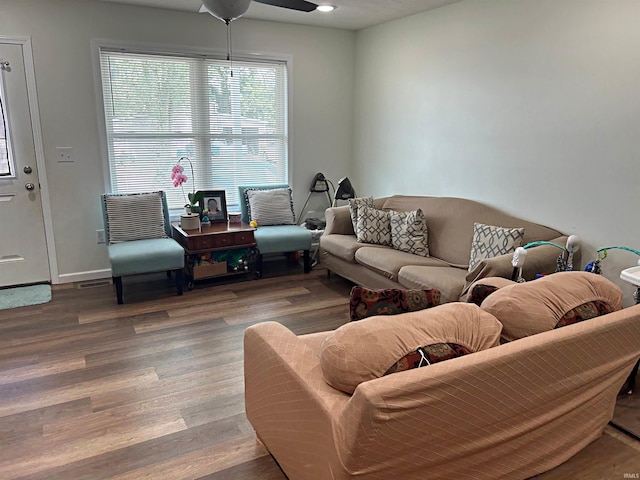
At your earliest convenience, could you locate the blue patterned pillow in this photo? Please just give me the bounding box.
[356,205,391,246]
[389,209,429,257]
[468,223,524,272]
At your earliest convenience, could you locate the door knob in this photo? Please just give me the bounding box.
[23,165,33,174]
[25,183,35,191]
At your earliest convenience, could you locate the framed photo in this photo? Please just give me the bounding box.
[198,190,227,224]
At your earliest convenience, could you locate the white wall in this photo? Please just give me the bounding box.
[1,0,355,282]
[353,0,640,303]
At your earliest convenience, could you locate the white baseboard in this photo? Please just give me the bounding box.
[56,269,111,285]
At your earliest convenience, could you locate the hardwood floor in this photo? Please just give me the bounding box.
[0,264,639,479]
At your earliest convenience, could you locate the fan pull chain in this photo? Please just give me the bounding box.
[226,20,234,77]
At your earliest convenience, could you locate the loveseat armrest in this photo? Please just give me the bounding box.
[244,322,348,480]
[463,235,577,297]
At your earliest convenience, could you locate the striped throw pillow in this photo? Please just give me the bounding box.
[246,188,295,226]
[104,192,168,243]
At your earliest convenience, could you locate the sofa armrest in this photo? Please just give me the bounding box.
[324,205,354,235]
[463,235,576,296]
[243,322,347,480]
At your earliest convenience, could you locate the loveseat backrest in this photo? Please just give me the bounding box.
[333,304,640,478]
[382,195,561,267]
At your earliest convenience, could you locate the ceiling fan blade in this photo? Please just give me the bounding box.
[254,0,318,13]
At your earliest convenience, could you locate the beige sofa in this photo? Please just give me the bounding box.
[244,272,640,480]
[319,195,578,302]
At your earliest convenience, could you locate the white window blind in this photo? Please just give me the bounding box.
[98,48,288,210]
[0,72,13,177]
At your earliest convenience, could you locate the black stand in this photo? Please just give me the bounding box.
[608,286,640,440]
[297,190,333,225]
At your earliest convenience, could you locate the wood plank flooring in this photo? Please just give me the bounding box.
[0,264,639,479]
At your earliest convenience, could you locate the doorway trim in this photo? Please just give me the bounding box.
[0,35,58,284]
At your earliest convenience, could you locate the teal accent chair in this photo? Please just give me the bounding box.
[238,184,312,276]
[101,191,185,304]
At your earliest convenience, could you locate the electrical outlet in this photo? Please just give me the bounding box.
[96,229,106,244]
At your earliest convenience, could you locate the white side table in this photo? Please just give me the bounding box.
[619,263,640,395]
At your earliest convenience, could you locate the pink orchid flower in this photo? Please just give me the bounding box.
[173,173,187,187]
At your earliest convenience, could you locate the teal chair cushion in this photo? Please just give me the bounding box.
[253,225,312,255]
[108,238,184,277]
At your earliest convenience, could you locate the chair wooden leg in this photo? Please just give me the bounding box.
[303,250,311,273]
[114,276,124,305]
[175,269,183,296]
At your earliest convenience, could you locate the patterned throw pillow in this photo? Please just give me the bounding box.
[468,223,525,272]
[389,209,429,257]
[349,286,441,321]
[348,196,374,233]
[356,205,392,246]
[104,192,167,244]
[245,188,295,226]
[384,342,472,375]
[556,300,614,328]
[467,284,501,306]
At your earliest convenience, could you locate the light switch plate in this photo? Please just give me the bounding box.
[56,147,73,163]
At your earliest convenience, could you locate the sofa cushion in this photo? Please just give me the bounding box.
[389,209,429,257]
[385,342,472,375]
[356,206,392,246]
[398,265,469,303]
[468,223,524,272]
[321,234,387,263]
[348,196,374,233]
[556,300,615,328]
[480,271,623,342]
[355,247,449,282]
[349,286,441,321]
[319,303,502,394]
[246,187,295,226]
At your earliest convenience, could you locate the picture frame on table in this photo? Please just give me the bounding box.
[198,190,227,224]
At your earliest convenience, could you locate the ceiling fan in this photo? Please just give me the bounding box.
[200,0,318,24]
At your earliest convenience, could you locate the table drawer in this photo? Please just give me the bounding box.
[233,231,255,246]
[188,233,235,250]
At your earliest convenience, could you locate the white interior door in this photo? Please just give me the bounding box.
[0,41,50,287]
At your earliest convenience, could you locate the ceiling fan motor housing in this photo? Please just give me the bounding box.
[201,0,252,22]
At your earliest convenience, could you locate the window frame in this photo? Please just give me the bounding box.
[92,40,293,216]
[0,64,16,179]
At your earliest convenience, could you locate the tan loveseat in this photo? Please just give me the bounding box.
[244,272,640,480]
[319,195,578,302]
